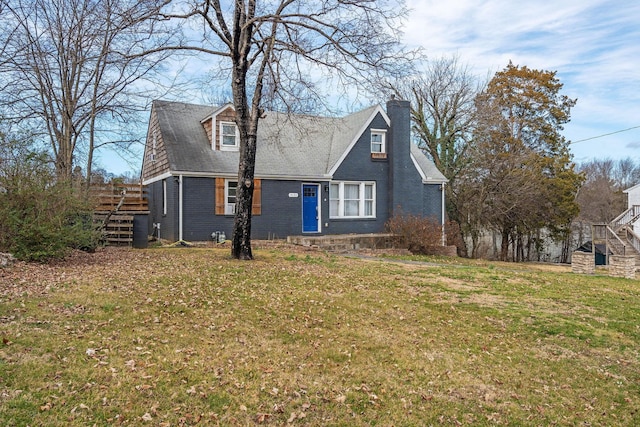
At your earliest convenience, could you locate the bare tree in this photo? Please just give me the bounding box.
[0,0,174,185]
[576,158,640,223]
[161,0,414,259]
[382,55,483,255]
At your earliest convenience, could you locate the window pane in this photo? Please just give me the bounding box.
[365,184,373,199]
[227,181,237,204]
[330,183,339,198]
[344,184,359,199]
[364,201,373,216]
[364,184,374,216]
[371,132,384,153]
[222,124,236,145]
[345,200,359,216]
[330,200,339,217]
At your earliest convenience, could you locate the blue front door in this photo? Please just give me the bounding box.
[302,184,319,233]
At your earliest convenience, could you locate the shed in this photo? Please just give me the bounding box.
[576,241,610,265]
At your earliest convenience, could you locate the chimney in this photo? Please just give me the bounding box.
[386,97,412,216]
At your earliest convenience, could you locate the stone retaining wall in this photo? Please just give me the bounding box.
[609,255,636,279]
[571,251,594,274]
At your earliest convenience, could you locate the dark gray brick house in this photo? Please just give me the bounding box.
[141,98,447,242]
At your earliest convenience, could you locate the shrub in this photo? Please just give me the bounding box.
[385,213,443,252]
[386,213,463,256]
[0,139,99,261]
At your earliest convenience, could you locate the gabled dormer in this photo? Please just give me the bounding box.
[201,103,239,152]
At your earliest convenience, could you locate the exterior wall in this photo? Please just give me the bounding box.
[178,177,331,241]
[182,177,221,241]
[331,112,391,234]
[422,183,444,222]
[627,186,640,209]
[625,186,640,234]
[146,177,178,242]
[141,107,170,182]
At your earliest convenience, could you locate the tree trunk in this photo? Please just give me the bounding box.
[231,134,257,260]
[500,229,510,261]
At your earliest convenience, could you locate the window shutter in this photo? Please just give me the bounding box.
[252,179,262,215]
[215,178,225,215]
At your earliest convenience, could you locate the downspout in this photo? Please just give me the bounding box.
[441,182,446,246]
[179,174,183,241]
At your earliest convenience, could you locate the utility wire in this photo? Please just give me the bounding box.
[570,125,640,144]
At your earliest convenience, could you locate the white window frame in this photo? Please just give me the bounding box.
[329,181,376,219]
[225,179,237,215]
[370,129,386,154]
[219,121,239,151]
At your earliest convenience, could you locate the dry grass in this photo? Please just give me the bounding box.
[1,246,639,426]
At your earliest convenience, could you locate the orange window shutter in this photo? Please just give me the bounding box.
[215,178,225,215]
[252,179,262,215]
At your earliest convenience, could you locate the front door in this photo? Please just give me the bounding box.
[302,184,319,233]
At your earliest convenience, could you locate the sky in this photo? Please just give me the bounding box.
[101,0,640,175]
[402,0,640,164]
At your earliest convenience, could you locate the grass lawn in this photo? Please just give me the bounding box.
[1,245,639,426]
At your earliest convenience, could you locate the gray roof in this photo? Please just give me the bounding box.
[153,99,446,182]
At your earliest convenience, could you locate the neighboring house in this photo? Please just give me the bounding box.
[623,183,640,235]
[141,98,447,242]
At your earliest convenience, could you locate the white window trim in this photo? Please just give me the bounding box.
[225,179,237,215]
[371,129,386,154]
[329,181,376,219]
[219,121,240,151]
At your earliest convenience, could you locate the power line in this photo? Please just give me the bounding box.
[570,125,640,144]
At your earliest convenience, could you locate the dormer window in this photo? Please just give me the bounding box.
[220,122,239,151]
[371,129,387,158]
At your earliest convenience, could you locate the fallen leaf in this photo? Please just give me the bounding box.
[142,412,153,421]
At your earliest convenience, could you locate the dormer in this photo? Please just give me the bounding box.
[201,103,239,151]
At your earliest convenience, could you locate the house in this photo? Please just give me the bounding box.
[141,98,447,242]
[623,183,640,235]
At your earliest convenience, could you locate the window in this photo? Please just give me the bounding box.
[371,130,386,154]
[329,181,376,218]
[225,180,237,214]
[220,122,239,150]
[216,178,261,215]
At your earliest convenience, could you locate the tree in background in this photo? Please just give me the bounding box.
[0,0,173,186]
[383,55,483,255]
[576,158,640,223]
[161,0,413,259]
[461,62,581,261]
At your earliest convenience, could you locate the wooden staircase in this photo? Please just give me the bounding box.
[91,183,148,246]
[593,205,640,266]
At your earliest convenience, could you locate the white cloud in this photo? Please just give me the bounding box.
[403,0,640,162]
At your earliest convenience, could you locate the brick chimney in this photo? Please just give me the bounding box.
[386,97,412,216]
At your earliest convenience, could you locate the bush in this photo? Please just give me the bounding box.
[0,139,99,261]
[385,213,463,256]
[385,213,444,252]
